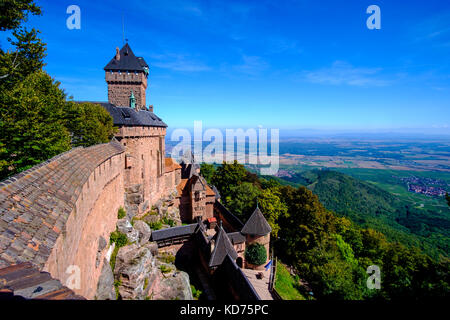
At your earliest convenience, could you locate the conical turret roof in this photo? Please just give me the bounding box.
[241,206,272,236]
[208,222,238,267]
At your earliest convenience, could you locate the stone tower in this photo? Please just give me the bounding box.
[104,43,150,111]
[240,206,271,270]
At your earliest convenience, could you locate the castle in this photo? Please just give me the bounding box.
[0,44,273,300]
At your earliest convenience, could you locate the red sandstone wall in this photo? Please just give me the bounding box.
[106,72,147,109]
[43,152,125,299]
[116,126,168,214]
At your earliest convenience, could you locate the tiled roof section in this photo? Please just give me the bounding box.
[0,262,85,300]
[187,175,216,197]
[164,158,181,173]
[77,102,167,127]
[241,207,272,236]
[227,232,246,245]
[0,142,125,270]
[176,179,188,197]
[104,43,148,72]
[151,223,199,242]
[206,184,215,197]
[209,224,238,267]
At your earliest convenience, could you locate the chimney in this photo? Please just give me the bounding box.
[115,47,120,60]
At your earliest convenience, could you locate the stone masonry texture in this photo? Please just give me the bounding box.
[0,141,125,298]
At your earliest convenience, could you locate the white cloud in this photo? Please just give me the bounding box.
[150,53,211,72]
[232,55,269,76]
[302,61,390,87]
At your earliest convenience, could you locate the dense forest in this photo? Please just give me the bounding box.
[202,162,450,300]
[272,169,450,259]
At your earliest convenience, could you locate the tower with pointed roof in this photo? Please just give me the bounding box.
[241,206,271,269]
[104,43,150,111]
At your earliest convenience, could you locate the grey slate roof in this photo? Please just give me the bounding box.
[227,232,246,245]
[211,185,221,200]
[209,224,238,267]
[240,207,272,236]
[77,102,167,128]
[151,223,198,242]
[104,43,148,72]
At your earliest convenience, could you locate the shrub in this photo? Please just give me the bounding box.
[110,230,128,247]
[114,279,122,300]
[158,252,176,264]
[109,229,128,271]
[191,284,203,300]
[110,245,120,271]
[245,243,267,266]
[147,220,163,230]
[159,264,172,274]
[162,216,176,227]
[118,207,126,219]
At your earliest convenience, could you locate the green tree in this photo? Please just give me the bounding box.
[277,186,337,260]
[64,101,116,147]
[0,71,71,179]
[305,242,364,300]
[200,163,216,185]
[245,243,267,266]
[225,182,261,221]
[258,188,287,238]
[260,178,281,190]
[0,1,46,90]
[446,193,450,207]
[334,234,358,268]
[0,0,41,31]
[211,161,247,199]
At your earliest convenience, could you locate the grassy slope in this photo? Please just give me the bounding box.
[274,260,306,300]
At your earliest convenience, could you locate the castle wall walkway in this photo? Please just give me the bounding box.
[0,141,125,298]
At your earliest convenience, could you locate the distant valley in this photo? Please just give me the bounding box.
[277,138,450,172]
[251,137,450,259]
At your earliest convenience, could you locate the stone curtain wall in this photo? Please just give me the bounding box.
[115,126,168,217]
[0,142,125,299]
[106,72,147,110]
[244,234,270,270]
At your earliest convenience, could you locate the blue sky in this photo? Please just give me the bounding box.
[2,0,450,134]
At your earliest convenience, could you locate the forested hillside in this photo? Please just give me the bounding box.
[202,162,449,300]
[271,169,450,259]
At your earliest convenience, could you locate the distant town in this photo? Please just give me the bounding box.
[398,176,449,197]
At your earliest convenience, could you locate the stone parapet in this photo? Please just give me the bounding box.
[0,141,126,299]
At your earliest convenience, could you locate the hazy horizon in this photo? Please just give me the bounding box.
[3,0,449,134]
